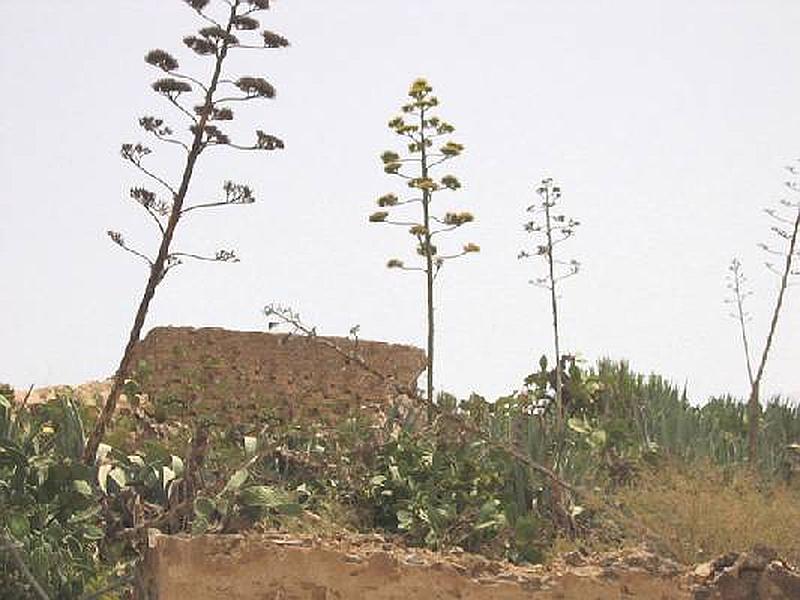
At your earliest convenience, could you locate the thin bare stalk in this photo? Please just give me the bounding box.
[419,105,436,408]
[543,188,564,435]
[727,258,755,387]
[520,179,579,444]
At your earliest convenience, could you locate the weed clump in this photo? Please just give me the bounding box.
[614,462,800,565]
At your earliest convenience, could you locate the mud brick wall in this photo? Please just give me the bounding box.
[129,327,426,422]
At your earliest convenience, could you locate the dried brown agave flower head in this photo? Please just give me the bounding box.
[255,130,285,150]
[139,116,172,136]
[184,0,210,10]
[236,77,276,99]
[145,49,179,71]
[152,78,192,97]
[190,124,229,145]
[184,35,216,55]
[233,16,260,30]
[194,106,234,121]
[199,26,239,46]
[263,31,290,48]
[223,181,256,204]
[130,187,156,208]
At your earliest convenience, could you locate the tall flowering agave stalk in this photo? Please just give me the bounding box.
[369,79,479,404]
[84,0,289,462]
[727,160,800,464]
[518,178,580,439]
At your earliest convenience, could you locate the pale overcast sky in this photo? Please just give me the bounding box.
[1,1,798,402]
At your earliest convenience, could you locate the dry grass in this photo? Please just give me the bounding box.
[613,462,800,565]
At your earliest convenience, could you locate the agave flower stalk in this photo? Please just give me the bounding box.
[741,162,800,463]
[84,0,289,462]
[519,178,580,437]
[369,79,478,405]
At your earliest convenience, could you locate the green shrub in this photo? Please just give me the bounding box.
[0,393,107,598]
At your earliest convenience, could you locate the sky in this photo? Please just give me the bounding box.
[1,0,798,403]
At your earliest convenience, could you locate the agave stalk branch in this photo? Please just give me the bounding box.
[729,258,755,386]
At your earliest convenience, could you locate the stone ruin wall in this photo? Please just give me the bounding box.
[128,327,426,422]
[135,532,694,600]
[136,533,800,600]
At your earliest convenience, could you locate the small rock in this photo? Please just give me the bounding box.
[659,558,682,577]
[521,577,543,591]
[624,550,660,573]
[600,567,618,580]
[692,585,713,600]
[693,562,714,580]
[272,538,306,547]
[563,551,586,567]
[752,544,778,563]
[712,552,739,571]
[736,551,770,574]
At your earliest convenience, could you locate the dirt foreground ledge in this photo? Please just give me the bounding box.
[135,531,693,600]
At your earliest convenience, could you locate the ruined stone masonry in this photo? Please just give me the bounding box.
[128,326,427,422]
[137,533,800,600]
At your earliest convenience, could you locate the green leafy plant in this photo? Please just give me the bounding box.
[360,431,507,553]
[0,393,107,598]
[0,384,14,403]
[191,436,303,534]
